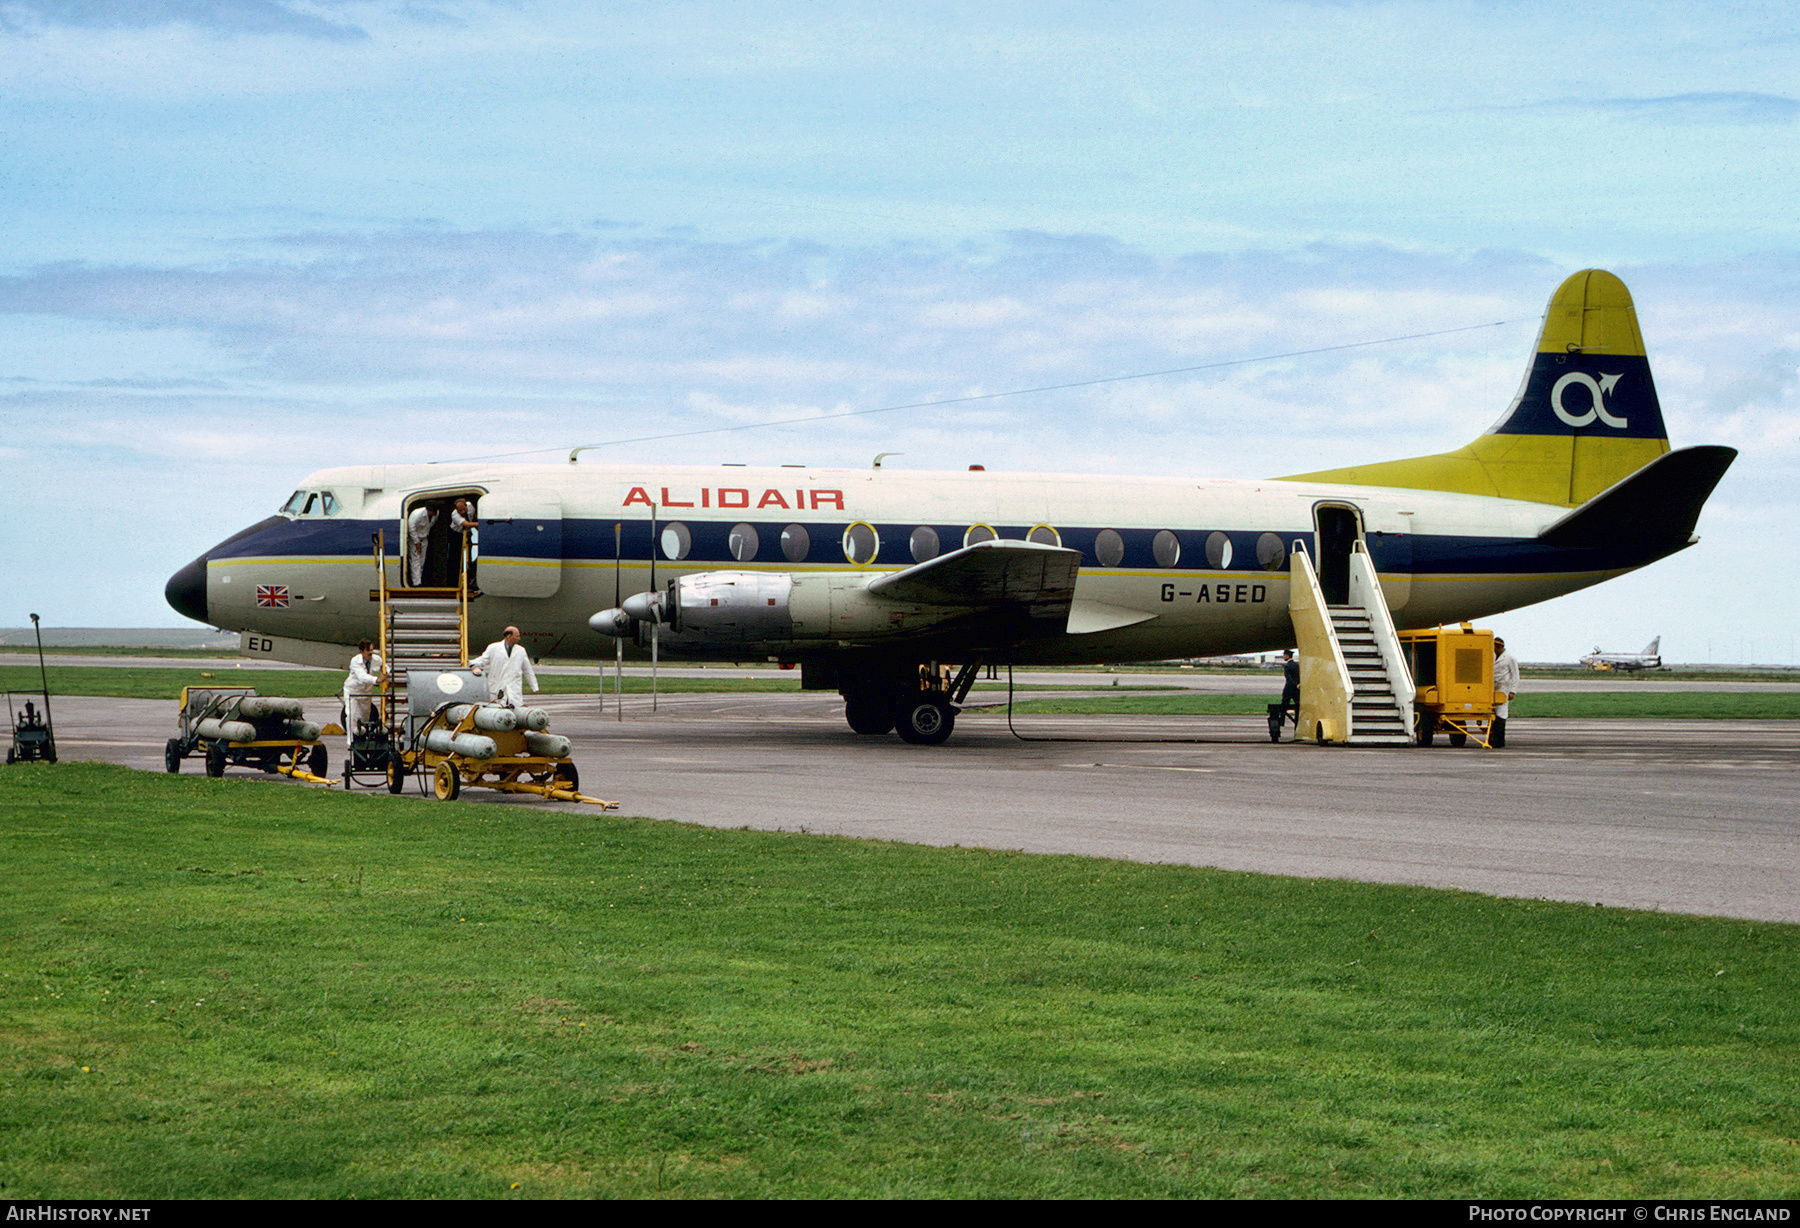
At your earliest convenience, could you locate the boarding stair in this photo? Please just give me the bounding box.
[1288,539,1415,745]
[1328,605,1413,744]
[375,533,471,744]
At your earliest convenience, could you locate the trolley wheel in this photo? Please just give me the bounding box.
[555,762,580,793]
[342,760,353,788]
[433,760,461,801]
[164,739,183,773]
[386,754,408,795]
[1448,731,1468,748]
[1415,713,1436,747]
[894,698,955,745]
[5,748,14,765]
[1267,705,1283,743]
[308,744,327,777]
[205,744,226,777]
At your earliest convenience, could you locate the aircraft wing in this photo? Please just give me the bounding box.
[866,539,1082,626]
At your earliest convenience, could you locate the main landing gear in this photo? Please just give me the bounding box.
[839,661,984,747]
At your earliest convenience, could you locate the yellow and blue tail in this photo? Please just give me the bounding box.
[1282,269,1679,507]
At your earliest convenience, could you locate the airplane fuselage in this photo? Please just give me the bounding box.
[169,459,1688,668]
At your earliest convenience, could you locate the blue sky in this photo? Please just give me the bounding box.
[3,0,1797,663]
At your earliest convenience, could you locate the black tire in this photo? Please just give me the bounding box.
[308,744,327,777]
[343,761,354,789]
[165,739,183,773]
[1448,731,1468,748]
[5,748,14,765]
[1267,707,1282,743]
[433,760,461,801]
[1415,713,1435,747]
[843,694,895,735]
[894,698,955,746]
[555,762,580,793]
[205,745,226,777]
[386,754,408,794]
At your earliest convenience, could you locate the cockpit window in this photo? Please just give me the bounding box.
[320,491,341,516]
[280,490,306,516]
[302,493,319,515]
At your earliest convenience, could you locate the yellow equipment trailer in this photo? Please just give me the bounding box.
[167,686,333,782]
[1399,624,1503,748]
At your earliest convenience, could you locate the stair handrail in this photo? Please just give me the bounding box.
[1287,539,1355,743]
[1346,540,1416,721]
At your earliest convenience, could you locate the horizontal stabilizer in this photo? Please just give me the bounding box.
[1537,446,1736,548]
[867,539,1081,617]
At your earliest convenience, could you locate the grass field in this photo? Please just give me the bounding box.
[2,763,1796,1199]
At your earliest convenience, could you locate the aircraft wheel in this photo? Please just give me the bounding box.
[433,761,461,801]
[844,694,895,735]
[308,744,327,777]
[1267,707,1282,743]
[895,698,955,746]
[165,739,183,774]
[386,754,408,794]
[1448,731,1468,748]
[205,745,226,777]
[1415,713,1435,747]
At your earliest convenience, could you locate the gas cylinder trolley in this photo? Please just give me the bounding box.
[167,686,333,781]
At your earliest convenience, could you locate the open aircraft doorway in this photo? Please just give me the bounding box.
[1312,503,1365,606]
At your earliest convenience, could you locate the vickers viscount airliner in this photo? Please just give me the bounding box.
[166,269,1734,744]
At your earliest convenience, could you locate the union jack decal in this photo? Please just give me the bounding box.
[255,585,290,608]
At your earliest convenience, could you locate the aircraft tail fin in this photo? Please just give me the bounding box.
[1278,269,1678,507]
[1644,637,1660,656]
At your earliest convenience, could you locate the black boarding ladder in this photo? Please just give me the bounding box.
[1288,539,1415,745]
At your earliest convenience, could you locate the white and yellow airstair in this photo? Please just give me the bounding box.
[1288,540,1415,745]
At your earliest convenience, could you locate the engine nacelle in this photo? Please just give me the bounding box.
[591,569,974,652]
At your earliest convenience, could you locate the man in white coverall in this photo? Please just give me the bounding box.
[1492,636,1520,749]
[406,504,438,586]
[472,625,539,708]
[343,639,386,752]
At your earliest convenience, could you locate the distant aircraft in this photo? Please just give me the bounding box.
[1581,637,1663,672]
[166,269,1733,744]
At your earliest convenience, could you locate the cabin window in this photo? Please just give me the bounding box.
[1205,531,1233,569]
[660,522,692,561]
[1094,529,1124,567]
[910,526,940,562]
[963,524,997,548]
[780,524,810,563]
[843,522,879,565]
[728,523,759,562]
[1257,532,1287,572]
[1028,525,1060,547]
[1153,530,1181,568]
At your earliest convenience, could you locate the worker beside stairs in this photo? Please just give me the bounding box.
[472,625,540,708]
[1492,636,1519,748]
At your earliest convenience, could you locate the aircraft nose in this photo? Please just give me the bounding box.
[165,553,208,623]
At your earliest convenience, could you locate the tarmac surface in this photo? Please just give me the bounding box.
[45,690,1800,926]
